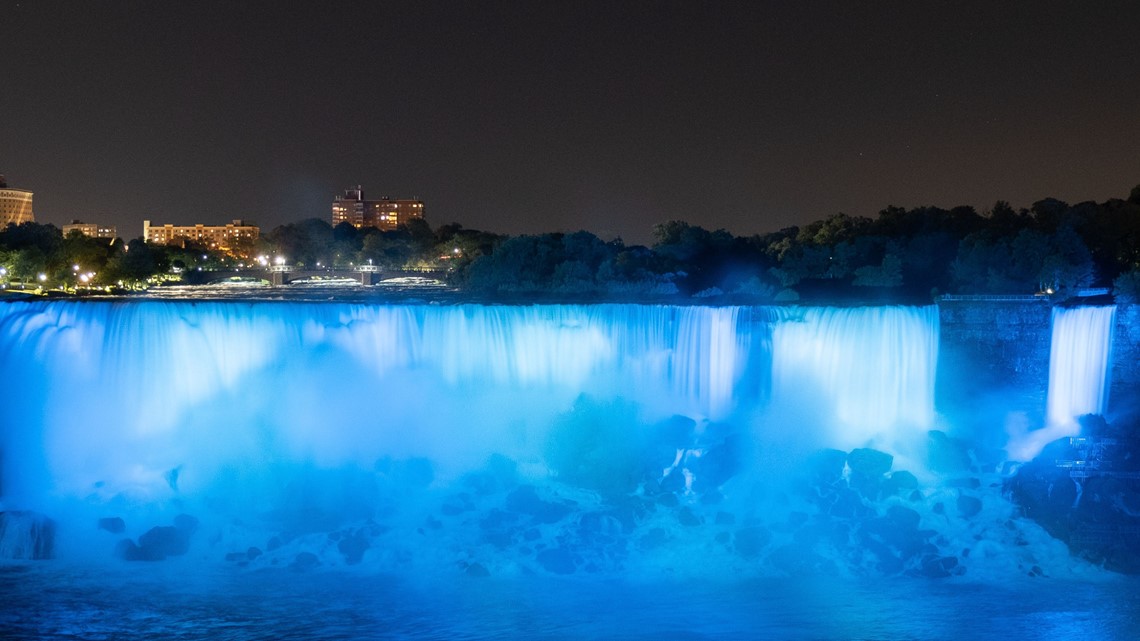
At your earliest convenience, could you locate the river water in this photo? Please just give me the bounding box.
[3,562,1137,640]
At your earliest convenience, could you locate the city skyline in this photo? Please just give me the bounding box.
[2,1,1138,245]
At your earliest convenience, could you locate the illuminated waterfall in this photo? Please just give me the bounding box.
[1046,305,1116,428]
[770,306,940,448]
[0,300,941,562]
[0,302,753,506]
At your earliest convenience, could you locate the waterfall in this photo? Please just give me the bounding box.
[770,306,940,448]
[0,302,757,505]
[1046,305,1116,428]
[0,300,941,560]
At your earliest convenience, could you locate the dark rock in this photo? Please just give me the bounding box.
[638,527,668,550]
[266,536,282,551]
[337,531,370,565]
[915,555,961,578]
[247,547,262,560]
[957,494,983,519]
[689,435,743,491]
[829,488,874,519]
[658,470,686,495]
[135,525,191,560]
[734,526,771,559]
[465,562,490,577]
[861,506,927,565]
[884,471,919,495]
[505,485,572,523]
[848,448,893,477]
[848,449,893,499]
[885,505,921,531]
[290,551,320,571]
[805,449,848,485]
[115,539,147,561]
[225,552,247,562]
[655,491,680,507]
[0,512,56,560]
[536,547,577,574]
[98,517,126,534]
[676,507,702,527]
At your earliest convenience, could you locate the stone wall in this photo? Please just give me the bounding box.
[1111,305,1140,388]
[937,298,1054,389]
[937,299,1140,424]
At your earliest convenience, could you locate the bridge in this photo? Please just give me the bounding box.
[211,265,449,286]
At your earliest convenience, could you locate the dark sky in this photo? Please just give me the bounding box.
[2,1,1138,245]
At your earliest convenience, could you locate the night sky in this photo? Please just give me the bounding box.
[2,1,1138,245]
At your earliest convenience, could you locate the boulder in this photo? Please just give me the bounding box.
[465,562,490,577]
[805,449,848,485]
[884,471,919,495]
[119,514,198,561]
[337,530,370,565]
[847,448,893,477]
[290,551,320,571]
[97,517,126,534]
[957,494,983,519]
[506,485,571,523]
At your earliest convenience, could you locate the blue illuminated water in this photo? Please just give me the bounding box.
[0,300,1135,639]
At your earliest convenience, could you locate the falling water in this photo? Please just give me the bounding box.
[1046,305,1116,429]
[770,306,940,449]
[0,301,942,530]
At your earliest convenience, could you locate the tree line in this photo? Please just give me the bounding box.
[3,185,1140,301]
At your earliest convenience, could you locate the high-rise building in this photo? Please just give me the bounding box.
[0,175,35,226]
[62,220,118,240]
[143,219,259,250]
[332,186,423,231]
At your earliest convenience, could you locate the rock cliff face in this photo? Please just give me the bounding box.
[938,300,1140,427]
[1005,417,1140,574]
[1111,305,1140,396]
